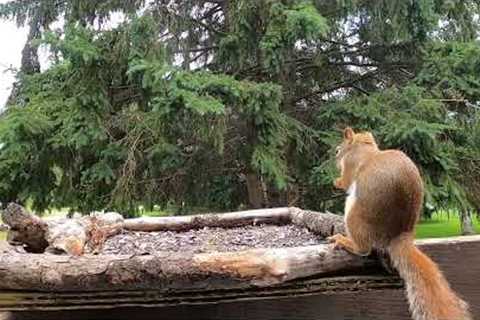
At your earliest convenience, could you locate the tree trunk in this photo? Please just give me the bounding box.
[245,172,267,209]
[20,20,41,75]
[460,209,476,235]
[6,14,41,106]
[266,43,298,208]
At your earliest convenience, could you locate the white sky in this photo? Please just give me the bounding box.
[0,9,27,109]
[0,4,125,111]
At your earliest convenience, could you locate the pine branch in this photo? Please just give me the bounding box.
[295,70,381,102]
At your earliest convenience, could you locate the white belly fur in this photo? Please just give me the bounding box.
[344,181,357,223]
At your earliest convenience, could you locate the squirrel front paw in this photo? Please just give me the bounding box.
[327,233,350,251]
[327,234,371,257]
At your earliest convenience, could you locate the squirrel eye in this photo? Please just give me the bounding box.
[335,146,341,155]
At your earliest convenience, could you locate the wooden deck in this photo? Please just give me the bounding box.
[1,235,479,320]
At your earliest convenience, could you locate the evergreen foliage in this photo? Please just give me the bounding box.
[0,0,479,218]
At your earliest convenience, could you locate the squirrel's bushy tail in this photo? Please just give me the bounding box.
[389,235,471,320]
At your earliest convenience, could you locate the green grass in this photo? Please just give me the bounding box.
[416,212,480,239]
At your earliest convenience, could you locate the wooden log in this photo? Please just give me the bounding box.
[122,207,345,235]
[1,205,341,254]
[0,204,377,296]
[290,208,345,237]
[1,204,124,255]
[122,207,293,231]
[3,204,477,318]
[0,243,378,292]
[0,204,375,308]
[1,236,479,316]
[2,203,48,253]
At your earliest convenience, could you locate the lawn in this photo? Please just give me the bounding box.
[415,212,480,239]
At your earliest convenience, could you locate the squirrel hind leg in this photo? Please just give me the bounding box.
[342,203,375,256]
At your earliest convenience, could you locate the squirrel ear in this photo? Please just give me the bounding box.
[343,127,354,140]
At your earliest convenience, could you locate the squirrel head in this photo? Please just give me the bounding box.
[335,127,378,161]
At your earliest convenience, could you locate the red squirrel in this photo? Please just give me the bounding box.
[328,127,471,320]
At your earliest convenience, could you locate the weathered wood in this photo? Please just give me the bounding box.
[2,203,48,253]
[122,207,345,235]
[0,204,374,309]
[0,243,377,293]
[290,208,346,237]
[0,290,410,320]
[2,205,341,254]
[0,205,359,292]
[1,236,479,320]
[122,207,293,231]
[1,204,124,255]
[0,275,396,311]
[1,204,479,320]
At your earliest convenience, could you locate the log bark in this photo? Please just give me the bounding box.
[290,208,346,237]
[122,207,345,235]
[1,204,123,255]
[1,204,347,257]
[2,205,344,245]
[0,204,362,293]
[2,203,48,253]
[2,236,479,314]
[122,207,292,231]
[0,243,378,292]
[0,201,479,315]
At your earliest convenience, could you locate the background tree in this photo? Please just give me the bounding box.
[0,0,479,221]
